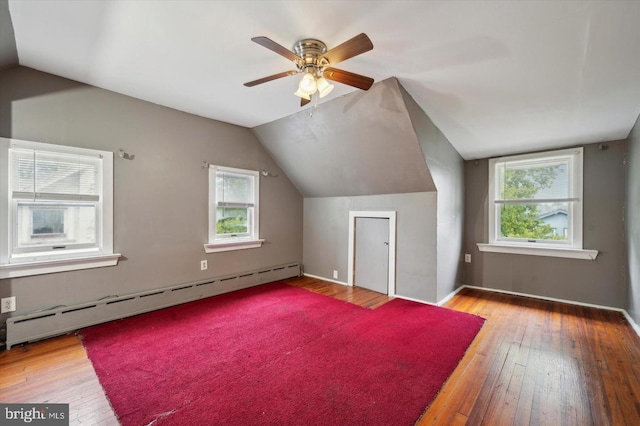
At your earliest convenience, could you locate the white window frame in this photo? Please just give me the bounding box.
[478,147,598,260]
[0,138,120,278]
[204,165,263,253]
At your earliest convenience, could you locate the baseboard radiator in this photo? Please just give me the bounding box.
[5,262,300,349]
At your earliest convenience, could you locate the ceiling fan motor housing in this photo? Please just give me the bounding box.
[293,39,328,73]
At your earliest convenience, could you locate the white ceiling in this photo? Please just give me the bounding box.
[6,0,640,159]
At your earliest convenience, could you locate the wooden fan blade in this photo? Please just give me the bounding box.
[300,96,311,107]
[251,36,301,62]
[323,67,374,91]
[321,33,373,65]
[244,71,298,87]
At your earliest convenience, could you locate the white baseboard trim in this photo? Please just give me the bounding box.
[458,284,640,338]
[303,273,349,287]
[437,285,467,307]
[621,310,640,338]
[394,294,437,306]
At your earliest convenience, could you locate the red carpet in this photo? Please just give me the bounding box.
[80,282,484,425]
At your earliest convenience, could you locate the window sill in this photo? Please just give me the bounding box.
[0,253,122,279]
[477,243,598,260]
[204,239,264,253]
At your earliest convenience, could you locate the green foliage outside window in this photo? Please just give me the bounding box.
[216,208,248,235]
[500,166,563,240]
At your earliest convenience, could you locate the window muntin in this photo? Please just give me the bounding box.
[208,166,259,244]
[489,147,583,248]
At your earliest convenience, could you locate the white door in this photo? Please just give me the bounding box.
[354,217,389,294]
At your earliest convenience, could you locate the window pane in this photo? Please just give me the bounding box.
[216,172,253,204]
[32,208,64,235]
[216,207,250,236]
[12,149,100,196]
[17,203,97,249]
[500,160,568,200]
[499,202,569,241]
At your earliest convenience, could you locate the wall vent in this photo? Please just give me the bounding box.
[5,262,300,349]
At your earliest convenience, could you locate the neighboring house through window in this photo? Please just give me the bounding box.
[0,138,119,278]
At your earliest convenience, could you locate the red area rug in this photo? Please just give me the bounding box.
[80,282,484,425]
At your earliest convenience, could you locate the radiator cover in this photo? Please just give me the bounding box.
[5,262,300,349]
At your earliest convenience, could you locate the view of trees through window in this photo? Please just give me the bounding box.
[215,170,254,237]
[499,163,566,241]
[216,207,248,235]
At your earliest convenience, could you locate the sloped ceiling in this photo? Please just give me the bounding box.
[4,1,640,159]
[253,78,435,198]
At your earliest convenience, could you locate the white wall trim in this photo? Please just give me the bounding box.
[477,243,598,260]
[0,253,121,279]
[204,239,264,253]
[452,284,640,338]
[436,284,468,306]
[394,294,437,306]
[303,273,348,287]
[347,211,397,297]
[621,310,640,338]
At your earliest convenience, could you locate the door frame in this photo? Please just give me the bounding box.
[347,211,397,297]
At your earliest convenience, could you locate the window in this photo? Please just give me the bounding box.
[478,147,597,260]
[205,165,263,253]
[0,138,119,278]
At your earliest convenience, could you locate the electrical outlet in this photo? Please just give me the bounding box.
[200,260,208,271]
[1,296,16,313]
[464,254,472,263]
[333,270,338,279]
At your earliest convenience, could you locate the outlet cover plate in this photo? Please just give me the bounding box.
[2,296,16,313]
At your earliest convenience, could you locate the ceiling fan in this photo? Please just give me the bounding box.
[244,33,374,106]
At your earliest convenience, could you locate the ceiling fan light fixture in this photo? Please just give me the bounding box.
[316,77,334,98]
[298,72,318,94]
[294,87,311,100]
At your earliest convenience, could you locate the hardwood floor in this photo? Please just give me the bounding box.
[1,276,639,425]
[418,287,640,426]
[285,275,391,309]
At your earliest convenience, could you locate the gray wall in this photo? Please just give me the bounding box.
[626,116,640,324]
[253,78,436,197]
[400,86,465,301]
[0,66,303,334]
[463,140,627,308]
[255,78,464,303]
[303,193,438,302]
[0,0,18,70]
